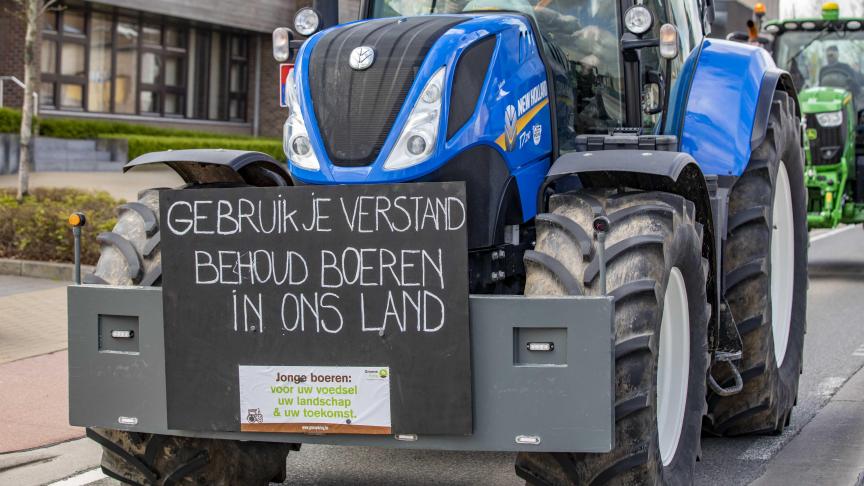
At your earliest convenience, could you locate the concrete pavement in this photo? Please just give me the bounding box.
[0,283,68,364]
[0,275,96,483]
[0,351,82,453]
[0,273,83,456]
[0,167,183,201]
[752,365,864,485]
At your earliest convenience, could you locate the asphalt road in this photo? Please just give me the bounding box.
[274,225,864,486]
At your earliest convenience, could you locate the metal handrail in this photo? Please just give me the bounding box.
[0,76,39,116]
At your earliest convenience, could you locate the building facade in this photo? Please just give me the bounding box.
[0,0,362,138]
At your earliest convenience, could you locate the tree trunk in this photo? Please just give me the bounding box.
[17,0,39,201]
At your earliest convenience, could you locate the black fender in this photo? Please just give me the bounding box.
[751,70,800,150]
[541,149,720,346]
[124,149,292,187]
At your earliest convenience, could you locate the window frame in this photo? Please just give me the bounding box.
[39,4,249,122]
[41,6,89,110]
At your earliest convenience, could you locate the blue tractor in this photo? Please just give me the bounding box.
[76,0,808,484]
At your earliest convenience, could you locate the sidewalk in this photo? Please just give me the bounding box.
[0,351,83,453]
[751,365,864,485]
[0,275,81,455]
[0,166,183,201]
[0,277,68,364]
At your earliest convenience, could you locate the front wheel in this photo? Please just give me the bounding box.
[515,189,710,485]
[85,189,294,485]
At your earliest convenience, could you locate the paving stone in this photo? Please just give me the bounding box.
[0,286,68,364]
[0,274,64,297]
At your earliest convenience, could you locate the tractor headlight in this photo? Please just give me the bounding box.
[283,71,320,170]
[383,67,445,171]
[294,8,321,36]
[816,110,843,128]
[624,6,653,35]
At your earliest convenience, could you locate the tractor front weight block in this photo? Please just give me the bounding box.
[68,285,615,453]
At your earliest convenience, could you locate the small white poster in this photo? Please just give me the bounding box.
[238,365,391,434]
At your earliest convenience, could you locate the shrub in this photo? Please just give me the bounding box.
[0,188,122,265]
[0,107,262,140]
[104,134,286,162]
[0,107,23,134]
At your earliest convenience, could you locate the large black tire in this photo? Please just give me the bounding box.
[85,189,293,485]
[706,91,808,435]
[515,189,710,485]
[85,189,163,286]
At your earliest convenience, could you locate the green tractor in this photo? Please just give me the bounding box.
[762,3,864,228]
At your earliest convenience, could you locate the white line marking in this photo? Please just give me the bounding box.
[853,345,864,357]
[46,468,106,486]
[810,225,857,243]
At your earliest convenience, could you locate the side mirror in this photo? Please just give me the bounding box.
[643,70,665,115]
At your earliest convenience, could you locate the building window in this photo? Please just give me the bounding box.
[228,35,248,121]
[41,9,88,109]
[40,4,250,122]
[139,22,188,116]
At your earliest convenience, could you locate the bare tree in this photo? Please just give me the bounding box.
[13,0,56,201]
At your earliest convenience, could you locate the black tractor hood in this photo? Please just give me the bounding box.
[307,16,467,167]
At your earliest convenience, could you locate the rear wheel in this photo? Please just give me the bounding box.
[706,91,808,436]
[85,189,293,486]
[515,189,709,485]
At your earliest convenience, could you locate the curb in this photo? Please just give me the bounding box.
[0,258,93,282]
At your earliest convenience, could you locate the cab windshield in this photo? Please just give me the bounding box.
[370,0,625,148]
[774,29,864,108]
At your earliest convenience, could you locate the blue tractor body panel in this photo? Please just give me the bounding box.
[672,38,780,177]
[290,14,552,222]
[289,18,790,221]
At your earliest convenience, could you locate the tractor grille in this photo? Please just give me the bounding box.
[806,113,847,166]
[308,16,465,167]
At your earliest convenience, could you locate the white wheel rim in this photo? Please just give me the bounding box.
[657,267,690,467]
[771,163,795,367]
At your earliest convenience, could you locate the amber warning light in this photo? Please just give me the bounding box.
[280,63,294,109]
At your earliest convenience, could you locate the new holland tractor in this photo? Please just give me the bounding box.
[69,0,808,484]
[761,3,864,229]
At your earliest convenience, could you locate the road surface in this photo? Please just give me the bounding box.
[8,225,864,485]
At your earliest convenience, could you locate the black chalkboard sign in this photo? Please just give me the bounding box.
[159,183,471,435]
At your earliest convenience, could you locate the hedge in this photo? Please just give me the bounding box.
[0,107,23,134]
[103,134,286,162]
[0,188,122,265]
[0,107,257,140]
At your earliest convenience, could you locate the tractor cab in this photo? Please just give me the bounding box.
[762,2,864,228]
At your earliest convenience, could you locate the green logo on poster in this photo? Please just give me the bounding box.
[379,369,388,378]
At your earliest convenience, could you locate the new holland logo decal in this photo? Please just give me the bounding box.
[504,105,518,151]
[497,80,548,152]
